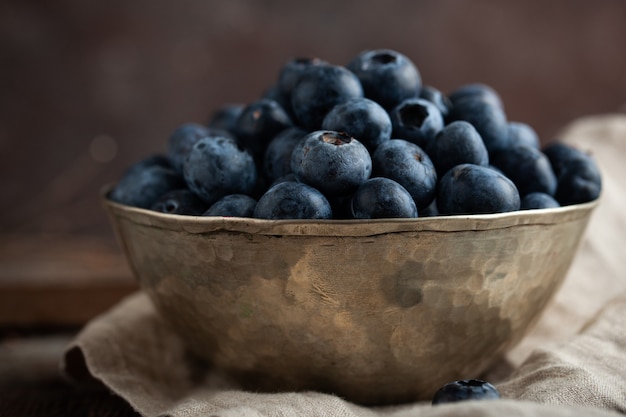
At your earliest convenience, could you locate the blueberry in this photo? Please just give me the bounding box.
[448,83,503,109]
[110,158,185,209]
[151,189,208,215]
[351,177,418,219]
[389,98,444,153]
[421,199,439,217]
[430,121,489,177]
[253,181,332,220]
[544,142,602,205]
[507,121,540,149]
[261,85,293,119]
[270,172,298,187]
[183,135,257,205]
[168,123,234,174]
[542,142,597,178]
[276,57,328,115]
[371,139,437,211]
[204,194,257,217]
[448,96,509,154]
[520,192,560,210]
[419,85,452,119]
[263,127,307,183]
[491,145,557,197]
[207,104,244,133]
[291,64,363,130]
[437,164,520,215]
[290,130,371,197]
[278,57,328,91]
[347,49,421,110]
[554,157,602,206]
[432,379,501,405]
[234,98,292,161]
[322,97,392,153]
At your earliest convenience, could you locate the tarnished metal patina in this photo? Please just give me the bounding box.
[103,190,597,405]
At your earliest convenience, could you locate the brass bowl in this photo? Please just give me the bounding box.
[103,191,597,405]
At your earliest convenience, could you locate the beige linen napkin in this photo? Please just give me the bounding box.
[62,114,626,417]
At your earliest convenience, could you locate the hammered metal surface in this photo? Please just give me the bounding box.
[103,195,597,405]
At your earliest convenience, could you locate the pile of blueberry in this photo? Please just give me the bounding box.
[110,49,602,219]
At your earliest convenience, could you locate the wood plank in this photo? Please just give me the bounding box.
[0,234,138,326]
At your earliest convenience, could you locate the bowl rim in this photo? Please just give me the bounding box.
[101,184,599,237]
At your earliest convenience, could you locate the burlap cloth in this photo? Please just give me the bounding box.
[62,114,626,417]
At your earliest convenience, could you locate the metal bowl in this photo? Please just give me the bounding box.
[103,191,597,405]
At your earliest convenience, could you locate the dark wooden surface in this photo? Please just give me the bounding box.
[0,333,139,417]
[0,379,139,417]
[0,234,137,326]
[0,235,138,416]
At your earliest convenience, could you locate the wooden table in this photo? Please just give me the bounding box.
[0,332,140,417]
[0,234,140,416]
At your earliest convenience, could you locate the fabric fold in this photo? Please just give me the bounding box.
[62,291,626,417]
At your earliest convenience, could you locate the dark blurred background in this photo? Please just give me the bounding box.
[1,0,626,237]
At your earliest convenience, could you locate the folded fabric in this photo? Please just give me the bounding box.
[63,290,626,417]
[62,114,626,417]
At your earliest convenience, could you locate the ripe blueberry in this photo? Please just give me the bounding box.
[437,164,520,215]
[263,127,307,183]
[168,123,234,174]
[253,182,332,220]
[290,64,363,130]
[491,145,557,197]
[183,135,257,205]
[290,130,372,197]
[110,157,185,209]
[234,98,292,161]
[322,97,392,153]
[204,194,257,217]
[421,199,439,217]
[261,85,293,119]
[430,121,489,177]
[151,189,207,215]
[371,139,437,211]
[432,379,501,405]
[520,192,560,210]
[507,121,540,149]
[543,142,602,205]
[448,95,509,154]
[351,177,418,219]
[554,158,602,205]
[419,85,452,119]
[347,49,421,110]
[207,104,244,133]
[277,58,328,103]
[389,98,444,153]
[543,142,602,206]
[448,83,503,109]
